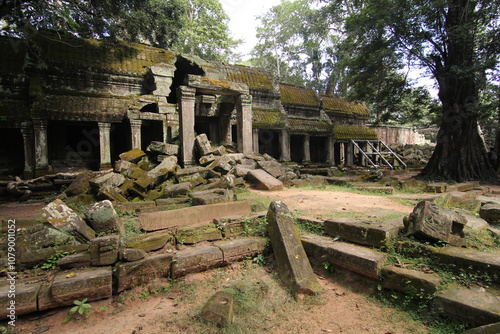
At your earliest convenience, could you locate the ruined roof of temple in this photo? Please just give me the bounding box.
[0,31,176,77]
[178,54,279,94]
[279,83,320,107]
[289,118,332,134]
[252,109,287,129]
[333,125,378,140]
[321,95,370,118]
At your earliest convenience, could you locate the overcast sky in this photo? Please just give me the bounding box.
[220,0,282,59]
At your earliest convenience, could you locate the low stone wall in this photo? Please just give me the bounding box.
[371,125,430,145]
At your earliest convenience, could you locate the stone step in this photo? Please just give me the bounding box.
[435,284,500,326]
[324,217,402,248]
[300,234,387,279]
[426,181,480,194]
[381,265,442,295]
[434,247,500,283]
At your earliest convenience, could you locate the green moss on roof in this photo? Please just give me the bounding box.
[289,118,332,133]
[31,31,176,76]
[252,109,286,129]
[279,83,319,107]
[333,125,378,140]
[322,95,370,117]
[226,66,275,92]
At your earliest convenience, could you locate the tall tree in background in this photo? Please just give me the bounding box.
[0,0,239,61]
[345,0,500,181]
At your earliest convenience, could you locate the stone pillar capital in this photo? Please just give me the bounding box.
[238,94,252,105]
[130,119,142,128]
[177,86,196,100]
[32,118,48,129]
[98,122,112,130]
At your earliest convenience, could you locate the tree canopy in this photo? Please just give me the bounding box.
[0,0,239,61]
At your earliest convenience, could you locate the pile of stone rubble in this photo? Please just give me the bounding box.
[62,134,296,206]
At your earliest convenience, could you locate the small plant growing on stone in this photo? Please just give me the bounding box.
[42,251,69,270]
[64,298,92,322]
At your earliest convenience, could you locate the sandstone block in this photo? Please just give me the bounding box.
[147,141,179,155]
[162,182,192,198]
[248,169,283,190]
[463,322,500,334]
[147,155,178,184]
[435,284,500,326]
[42,199,95,242]
[0,279,40,318]
[171,245,223,277]
[190,188,234,206]
[65,171,93,196]
[195,133,214,156]
[479,204,500,225]
[57,252,92,269]
[175,222,223,244]
[267,201,321,295]
[201,291,234,326]
[214,237,268,263]
[381,265,441,295]
[119,248,147,262]
[403,201,467,246]
[90,172,125,191]
[114,254,172,293]
[119,148,146,163]
[176,172,205,186]
[89,235,120,266]
[84,200,123,234]
[124,231,173,252]
[98,187,128,202]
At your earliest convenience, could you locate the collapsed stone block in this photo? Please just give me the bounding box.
[114,254,172,293]
[57,252,92,269]
[266,201,321,295]
[119,148,146,163]
[195,133,214,156]
[190,189,235,206]
[97,187,128,202]
[381,265,442,295]
[175,222,223,244]
[248,169,283,191]
[147,141,179,156]
[65,171,93,196]
[201,291,234,327]
[89,235,120,266]
[119,248,147,262]
[124,231,173,252]
[84,200,123,234]
[176,172,205,186]
[42,199,95,242]
[90,172,125,191]
[257,160,285,178]
[403,201,467,246]
[147,155,178,184]
[479,203,500,225]
[214,237,268,263]
[162,182,193,197]
[0,279,40,318]
[171,245,224,277]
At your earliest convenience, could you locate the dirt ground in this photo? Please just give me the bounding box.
[2,187,463,333]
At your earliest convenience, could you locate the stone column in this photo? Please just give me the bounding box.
[163,120,169,143]
[326,136,334,164]
[253,129,259,154]
[177,86,197,166]
[33,119,49,176]
[280,129,291,162]
[346,141,354,167]
[303,135,311,162]
[339,143,345,165]
[21,122,35,178]
[98,122,112,170]
[236,94,253,155]
[130,119,142,150]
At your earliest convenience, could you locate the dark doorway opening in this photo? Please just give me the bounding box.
[141,120,163,151]
[310,136,327,163]
[334,142,342,165]
[258,129,280,160]
[195,116,221,144]
[48,121,100,171]
[111,122,131,163]
[0,128,24,178]
[290,135,305,163]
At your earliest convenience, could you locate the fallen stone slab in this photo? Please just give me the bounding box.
[0,278,40,318]
[381,265,441,295]
[147,141,179,156]
[214,237,268,263]
[162,182,193,198]
[300,234,387,280]
[65,171,93,196]
[195,133,214,156]
[98,187,128,202]
[114,254,173,293]
[459,211,490,231]
[17,244,88,271]
[215,212,267,238]
[147,155,178,184]
[352,186,394,194]
[48,267,113,309]
[201,291,234,327]
[175,222,223,244]
[476,196,500,206]
[448,182,480,192]
[479,204,500,225]
[124,231,174,252]
[440,194,482,212]
[267,201,321,295]
[403,201,467,246]
[84,200,123,234]
[190,188,235,206]
[114,201,156,212]
[435,284,500,326]
[89,235,120,266]
[119,148,146,163]
[171,245,223,278]
[463,322,500,334]
[139,201,251,232]
[324,217,402,248]
[119,248,147,262]
[57,252,92,269]
[433,247,500,283]
[41,199,95,242]
[247,169,283,191]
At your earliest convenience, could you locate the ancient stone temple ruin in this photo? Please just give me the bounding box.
[0,31,378,178]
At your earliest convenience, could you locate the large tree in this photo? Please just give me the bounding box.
[0,0,239,61]
[345,0,500,181]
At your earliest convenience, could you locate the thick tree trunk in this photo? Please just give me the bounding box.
[419,0,497,182]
